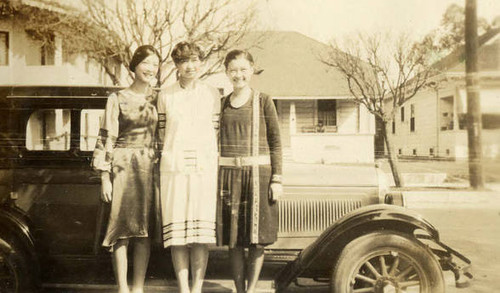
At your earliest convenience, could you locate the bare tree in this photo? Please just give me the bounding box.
[321,32,435,187]
[1,0,260,86]
[76,0,260,86]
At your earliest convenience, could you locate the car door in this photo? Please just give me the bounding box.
[9,89,109,258]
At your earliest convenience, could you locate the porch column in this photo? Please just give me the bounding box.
[359,103,373,134]
[290,102,296,135]
[54,35,63,66]
[453,89,460,131]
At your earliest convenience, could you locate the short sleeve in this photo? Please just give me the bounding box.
[156,90,167,149]
[91,93,119,172]
[211,87,221,131]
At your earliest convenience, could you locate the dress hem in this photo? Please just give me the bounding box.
[103,233,149,248]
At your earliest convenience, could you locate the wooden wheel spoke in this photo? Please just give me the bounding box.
[353,287,376,293]
[355,273,377,284]
[399,280,421,288]
[411,272,420,278]
[364,260,382,278]
[379,255,388,276]
[395,264,414,281]
[389,255,400,276]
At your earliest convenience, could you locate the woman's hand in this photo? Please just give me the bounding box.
[101,172,113,203]
[269,182,283,202]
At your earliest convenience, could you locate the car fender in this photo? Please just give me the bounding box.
[0,203,39,268]
[275,204,439,292]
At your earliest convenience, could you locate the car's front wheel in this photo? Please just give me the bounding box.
[0,235,37,293]
[331,231,444,293]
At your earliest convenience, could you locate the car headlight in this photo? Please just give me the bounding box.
[384,192,405,207]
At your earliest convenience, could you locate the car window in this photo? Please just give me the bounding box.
[80,109,104,151]
[26,109,71,151]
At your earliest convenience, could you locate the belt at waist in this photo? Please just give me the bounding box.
[219,155,270,167]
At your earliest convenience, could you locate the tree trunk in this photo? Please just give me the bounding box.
[102,64,121,86]
[97,58,121,86]
[381,121,402,187]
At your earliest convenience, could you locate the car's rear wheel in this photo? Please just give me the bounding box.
[330,231,444,293]
[0,236,37,293]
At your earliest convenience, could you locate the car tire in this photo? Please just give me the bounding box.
[0,235,37,293]
[330,231,444,293]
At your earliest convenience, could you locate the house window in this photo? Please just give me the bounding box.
[429,148,434,156]
[398,149,402,155]
[26,109,71,151]
[41,44,55,65]
[483,114,500,129]
[413,149,417,156]
[41,34,55,65]
[80,109,105,151]
[0,31,8,66]
[392,121,395,134]
[400,106,405,122]
[446,149,450,156]
[317,100,337,126]
[410,104,415,132]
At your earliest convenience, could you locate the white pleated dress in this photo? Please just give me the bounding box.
[158,81,220,248]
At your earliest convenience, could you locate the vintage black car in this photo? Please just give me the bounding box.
[0,86,472,292]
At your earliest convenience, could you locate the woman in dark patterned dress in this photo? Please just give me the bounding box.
[217,50,283,293]
[92,45,159,293]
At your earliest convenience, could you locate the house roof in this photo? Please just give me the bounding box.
[432,27,500,73]
[7,0,72,13]
[237,31,351,97]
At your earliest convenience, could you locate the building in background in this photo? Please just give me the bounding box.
[0,0,117,86]
[383,28,500,160]
[207,31,375,163]
[2,1,376,164]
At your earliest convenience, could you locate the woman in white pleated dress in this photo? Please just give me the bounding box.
[157,42,220,293]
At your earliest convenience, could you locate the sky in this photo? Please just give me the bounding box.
[254,0,500,43]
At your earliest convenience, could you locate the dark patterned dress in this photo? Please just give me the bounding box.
[92,89,158,248]
[217,91,282,248]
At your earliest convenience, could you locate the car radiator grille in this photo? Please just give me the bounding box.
[278,198,363,236]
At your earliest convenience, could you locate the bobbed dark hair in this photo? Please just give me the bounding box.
[171,42,203,64]
[129,45,160,72]
[224,49,254,69]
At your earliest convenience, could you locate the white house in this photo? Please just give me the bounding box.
[2,1,377,165]
[207,31,376,164]
[0,0,115,86]
[384,28,500,160]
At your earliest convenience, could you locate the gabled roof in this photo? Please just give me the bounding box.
[238,31,351,97]
[432,27,500,73]
[7,0,74,14]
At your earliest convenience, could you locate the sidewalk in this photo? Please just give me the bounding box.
[401,188,500,209]
[44,279,275,292]
[282,161,500,208]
